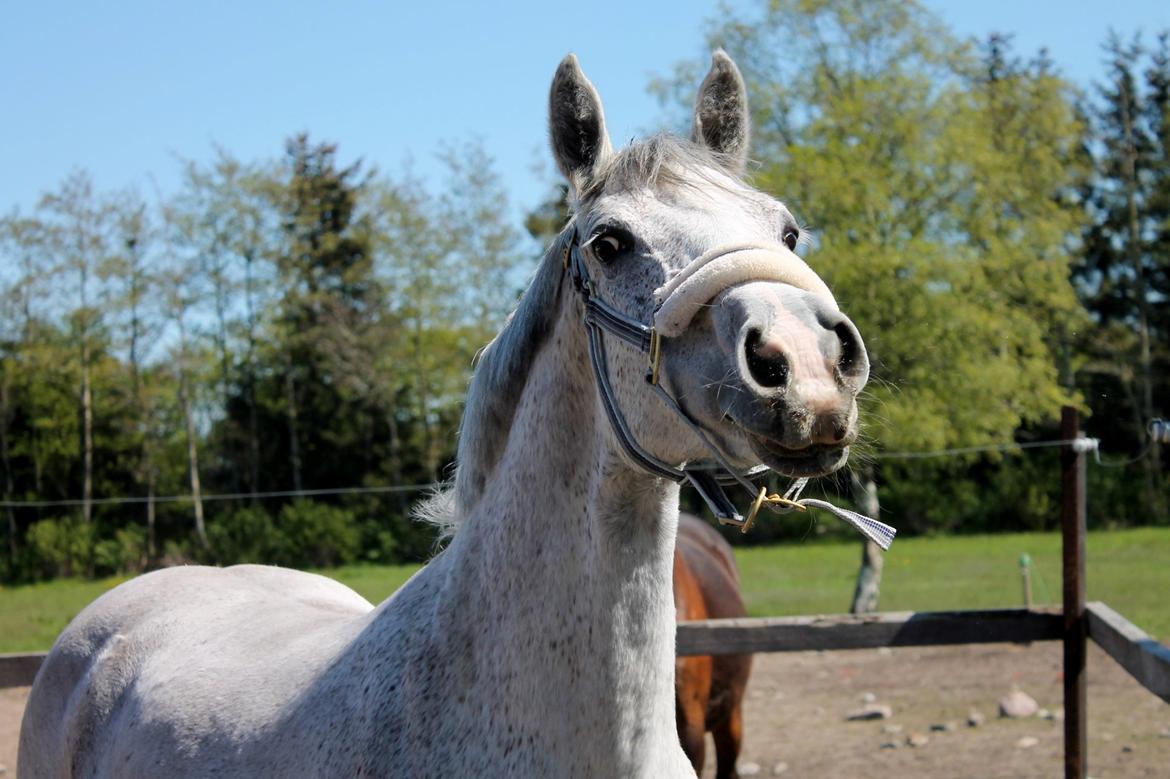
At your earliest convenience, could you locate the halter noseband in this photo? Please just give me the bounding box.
[563,231,896,550]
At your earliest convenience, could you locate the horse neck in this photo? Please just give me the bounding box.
[441,294,683,764]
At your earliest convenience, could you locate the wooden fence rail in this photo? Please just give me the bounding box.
[4,604,1165,698]
[1085,601,1170,703]
[676,608,1062,655]
[0,653,44,690]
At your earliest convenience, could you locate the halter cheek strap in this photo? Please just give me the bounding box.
[564,234,896,550]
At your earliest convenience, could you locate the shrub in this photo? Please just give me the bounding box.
[25,516,95,579]
[207,506,283,565]
[274,501,361,568]
[92,525,147,576]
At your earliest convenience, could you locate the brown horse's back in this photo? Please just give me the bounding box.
[674,513,752,779]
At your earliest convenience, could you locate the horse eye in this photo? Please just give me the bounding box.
[783,229,799,252]
[590,232,628,264]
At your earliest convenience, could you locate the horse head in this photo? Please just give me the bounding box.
[548,52,869,500]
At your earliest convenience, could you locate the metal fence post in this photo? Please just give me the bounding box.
[1062,405,1087,779]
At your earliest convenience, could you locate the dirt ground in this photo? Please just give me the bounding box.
[2,642,1167,777]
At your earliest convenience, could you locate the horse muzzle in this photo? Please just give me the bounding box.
[567,234,893,547]
[704,279,869,478]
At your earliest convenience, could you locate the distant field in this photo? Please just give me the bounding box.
[1,528,1166,654]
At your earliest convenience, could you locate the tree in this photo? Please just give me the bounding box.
[37,172,116,526]
[1077,33,1170,519]
[437,140,525,335]
[0,212,48,570]
[159,201,211,551]
[170,150,283,499]
[105,192,165,557]
[270,134,379,492]
[0,132,541,579]
[662,0,1087,610]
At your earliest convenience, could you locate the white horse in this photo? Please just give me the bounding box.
[19,52,870,777]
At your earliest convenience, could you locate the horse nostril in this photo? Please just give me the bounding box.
[744,329,789,389]
[834,321,863,379]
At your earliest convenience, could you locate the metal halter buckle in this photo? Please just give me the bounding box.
[742,486,806,534]
[647,328,662,385]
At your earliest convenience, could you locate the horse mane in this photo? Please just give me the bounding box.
[417,134,748,539]
[416,227,573,539]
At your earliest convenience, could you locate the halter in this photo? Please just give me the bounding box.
[564,231,897,550]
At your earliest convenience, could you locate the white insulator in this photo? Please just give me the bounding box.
[1072,437,1099,454]
[1151,419,1170,445]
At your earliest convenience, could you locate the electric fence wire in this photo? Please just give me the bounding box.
[0,422,1162,509]
[873,438,1088,460]
[0,484,437,509]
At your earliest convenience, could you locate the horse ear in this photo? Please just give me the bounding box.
[692,50,750,174]
[549,54,613,186]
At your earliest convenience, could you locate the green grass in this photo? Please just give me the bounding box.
[0,563,423,654]
[1,528,1166,653]
[325,562,422,603]
[736,527,1170,641]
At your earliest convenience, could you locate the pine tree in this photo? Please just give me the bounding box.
[1077,33,1169,517]
[273,135,378,493]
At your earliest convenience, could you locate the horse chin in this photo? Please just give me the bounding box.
[746,436,849,478]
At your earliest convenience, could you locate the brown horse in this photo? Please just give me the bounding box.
[674,512,753,779]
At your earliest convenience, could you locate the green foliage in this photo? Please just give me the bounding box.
[0,129,529,583]
[1075,32,1170,516]
[24,517,94,579]
[92,525,147,577]
[273,501,361,568]
[207,501,376,569]
[878,454,1059,535]
[707,2,1083,454]
[206,506,283,564]
[650,0,1169,543]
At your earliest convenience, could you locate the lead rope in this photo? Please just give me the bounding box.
[747,477,897,551]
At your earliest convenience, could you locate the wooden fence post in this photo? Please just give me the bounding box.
[1062,405,1087,779]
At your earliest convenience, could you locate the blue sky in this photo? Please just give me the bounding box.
[2,1,1168,234]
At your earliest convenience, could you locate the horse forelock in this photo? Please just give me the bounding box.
[416,226,574,538]
[576,133,749,206]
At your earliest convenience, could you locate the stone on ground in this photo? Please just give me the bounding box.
[846,703,892,721]
[999,689,1039,718]
[906,732,930,748]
